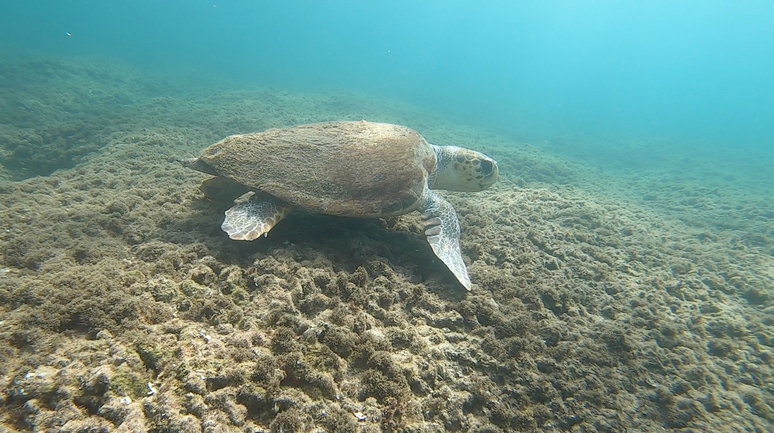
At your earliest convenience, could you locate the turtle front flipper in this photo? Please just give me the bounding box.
[421,191,472,291]
[222,192,292,241]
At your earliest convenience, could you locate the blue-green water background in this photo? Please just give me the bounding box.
[2,0,773,154]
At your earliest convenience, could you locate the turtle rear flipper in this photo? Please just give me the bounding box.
[222,192,292,241]
[421,191,471,291]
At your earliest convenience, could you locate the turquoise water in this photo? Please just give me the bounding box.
[2,1,772,151]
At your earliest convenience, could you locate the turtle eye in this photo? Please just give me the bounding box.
[479,160,494,176]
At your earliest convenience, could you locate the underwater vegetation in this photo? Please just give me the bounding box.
[0,57,772,432]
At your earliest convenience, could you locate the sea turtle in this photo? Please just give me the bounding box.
[178,121,498,290]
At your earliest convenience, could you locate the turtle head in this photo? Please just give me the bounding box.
[176,156,220,176]
[428,145,499,192]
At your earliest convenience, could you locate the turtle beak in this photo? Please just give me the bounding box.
[479,158,499,189]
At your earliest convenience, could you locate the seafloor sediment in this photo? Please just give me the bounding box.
[0,57,773,432]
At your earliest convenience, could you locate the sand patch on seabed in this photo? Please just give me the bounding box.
[0,57,773,432]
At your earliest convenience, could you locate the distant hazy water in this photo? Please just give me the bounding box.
[1,1,772,163]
